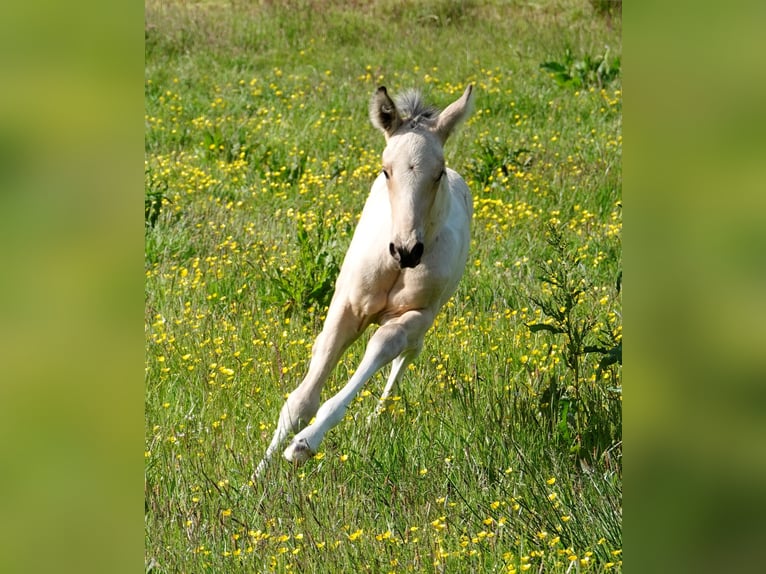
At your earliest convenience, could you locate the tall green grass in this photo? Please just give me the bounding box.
[145,1,621,571]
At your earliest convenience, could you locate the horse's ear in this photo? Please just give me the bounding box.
[370,86,402,138]
[433,84,474,144]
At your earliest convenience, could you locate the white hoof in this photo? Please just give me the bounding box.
[283,438,314,465]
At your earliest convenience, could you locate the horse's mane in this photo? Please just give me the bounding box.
[395,90,439,129]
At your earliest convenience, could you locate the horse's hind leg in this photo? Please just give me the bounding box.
[372,350,418,417]
[255,304,360,477]
[284,309,432,464]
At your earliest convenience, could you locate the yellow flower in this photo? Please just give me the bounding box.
[347,529,363,541]
[430,517,447,531]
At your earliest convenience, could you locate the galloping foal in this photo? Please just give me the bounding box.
[256,85,474,477]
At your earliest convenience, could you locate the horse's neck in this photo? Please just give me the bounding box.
[424,179,453,242]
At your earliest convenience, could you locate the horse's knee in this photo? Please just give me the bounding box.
[279,389,320,432]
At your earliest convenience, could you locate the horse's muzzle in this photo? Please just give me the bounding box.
[389,241,424,268]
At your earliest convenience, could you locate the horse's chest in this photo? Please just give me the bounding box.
[346,262,449,321]
[386,264,451,311]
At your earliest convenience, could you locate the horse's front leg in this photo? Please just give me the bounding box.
[284,309,433,464]
[254,303,360,478]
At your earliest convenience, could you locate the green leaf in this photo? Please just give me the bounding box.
[598,343,622,369]
[540,61,566,73]
[526,323,565,334]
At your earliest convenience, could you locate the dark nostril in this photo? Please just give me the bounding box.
[389,241,423,268]
[412,242,424,261]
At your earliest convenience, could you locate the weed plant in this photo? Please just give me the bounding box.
[145,1,621,571]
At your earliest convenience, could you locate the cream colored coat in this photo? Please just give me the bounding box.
[256,85,474,476]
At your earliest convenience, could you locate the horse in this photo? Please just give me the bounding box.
[255,85,474,477]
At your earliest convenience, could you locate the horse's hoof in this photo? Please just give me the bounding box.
[283,438,314,465]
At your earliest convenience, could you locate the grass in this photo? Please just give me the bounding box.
[145,0,621,571]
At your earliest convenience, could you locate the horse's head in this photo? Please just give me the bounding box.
[370,85,473,269]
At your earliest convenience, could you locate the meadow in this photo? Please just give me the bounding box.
[145,1,622,571]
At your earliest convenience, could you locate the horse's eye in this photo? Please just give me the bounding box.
[382,169,390,180]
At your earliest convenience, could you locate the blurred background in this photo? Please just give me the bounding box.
[0,0,764,572]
